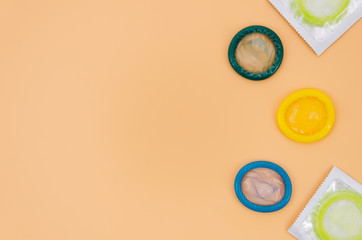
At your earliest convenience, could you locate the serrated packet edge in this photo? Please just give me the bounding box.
[267,0,362,55]
[288,166,362,239]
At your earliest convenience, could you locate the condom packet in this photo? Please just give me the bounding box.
[268,0,362,55]
[289,166,362,240]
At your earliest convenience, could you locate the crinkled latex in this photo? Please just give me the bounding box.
[241,168,285,206]
[235,33,276,73]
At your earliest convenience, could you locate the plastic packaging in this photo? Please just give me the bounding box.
[268,0,362,55]
[289,166,362,240]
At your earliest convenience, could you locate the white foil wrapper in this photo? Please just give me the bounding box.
[289,166,362,239]
[268,0,362,55]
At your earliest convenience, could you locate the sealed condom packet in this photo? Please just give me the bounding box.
[234,161,292,213]
[289,166,362,240]
[268,0,362,55]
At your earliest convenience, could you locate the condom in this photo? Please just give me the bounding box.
[293,0,350,26]
[289,166,362,240]
[277,89,335,143]
[241,167,285,206]
[235,33,276,74]
[313,191,362,239]
[234,161,292,212]
[228,26,283,81]
[268,0,362,55]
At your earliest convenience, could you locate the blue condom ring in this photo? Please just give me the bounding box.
[234,161,292,213]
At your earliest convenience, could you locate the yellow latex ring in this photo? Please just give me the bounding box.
[277,89,335,143]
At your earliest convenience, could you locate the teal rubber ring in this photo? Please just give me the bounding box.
[228,26,284,81]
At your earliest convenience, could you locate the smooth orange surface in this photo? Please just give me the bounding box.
[0,1,361,240]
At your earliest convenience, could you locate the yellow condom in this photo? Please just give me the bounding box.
[277,89,335,143]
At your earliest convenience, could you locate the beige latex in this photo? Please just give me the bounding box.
[241,168,285,206]
[235,33,276,73]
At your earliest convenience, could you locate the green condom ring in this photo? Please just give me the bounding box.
[313,191,362,240]
[296,0,350,26]
[228,26,284,81]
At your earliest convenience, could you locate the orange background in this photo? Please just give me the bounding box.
[0,0,361,239]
